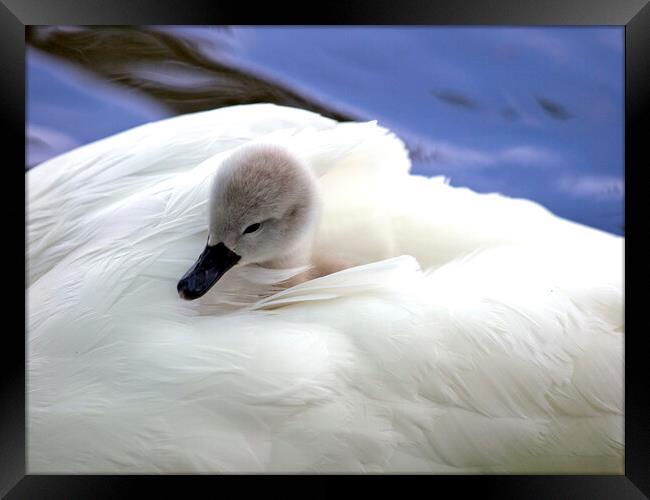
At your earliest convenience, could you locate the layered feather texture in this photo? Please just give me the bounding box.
[27,104,623,473]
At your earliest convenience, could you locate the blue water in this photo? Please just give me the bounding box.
[27,27,624,235]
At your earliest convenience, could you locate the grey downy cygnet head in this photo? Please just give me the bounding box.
[177,143,321,300]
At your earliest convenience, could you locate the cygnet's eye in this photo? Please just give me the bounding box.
[243,222,261,234]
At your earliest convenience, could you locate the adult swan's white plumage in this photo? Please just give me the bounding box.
[27,104,623,473]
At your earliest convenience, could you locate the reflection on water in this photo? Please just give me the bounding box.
[26,26,624,235]
[26,26,352,119]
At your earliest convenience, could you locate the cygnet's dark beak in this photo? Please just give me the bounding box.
[177,241,241,300]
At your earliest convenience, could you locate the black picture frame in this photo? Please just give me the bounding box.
[2,1,646,497]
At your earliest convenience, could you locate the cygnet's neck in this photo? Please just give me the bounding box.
[255,235,352,290]
[249,228,322,292]
[257,233,314,271]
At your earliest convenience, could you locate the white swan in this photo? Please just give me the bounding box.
[27,103,623,473]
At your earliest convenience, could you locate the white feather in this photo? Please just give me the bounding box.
[27,104,623,473]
